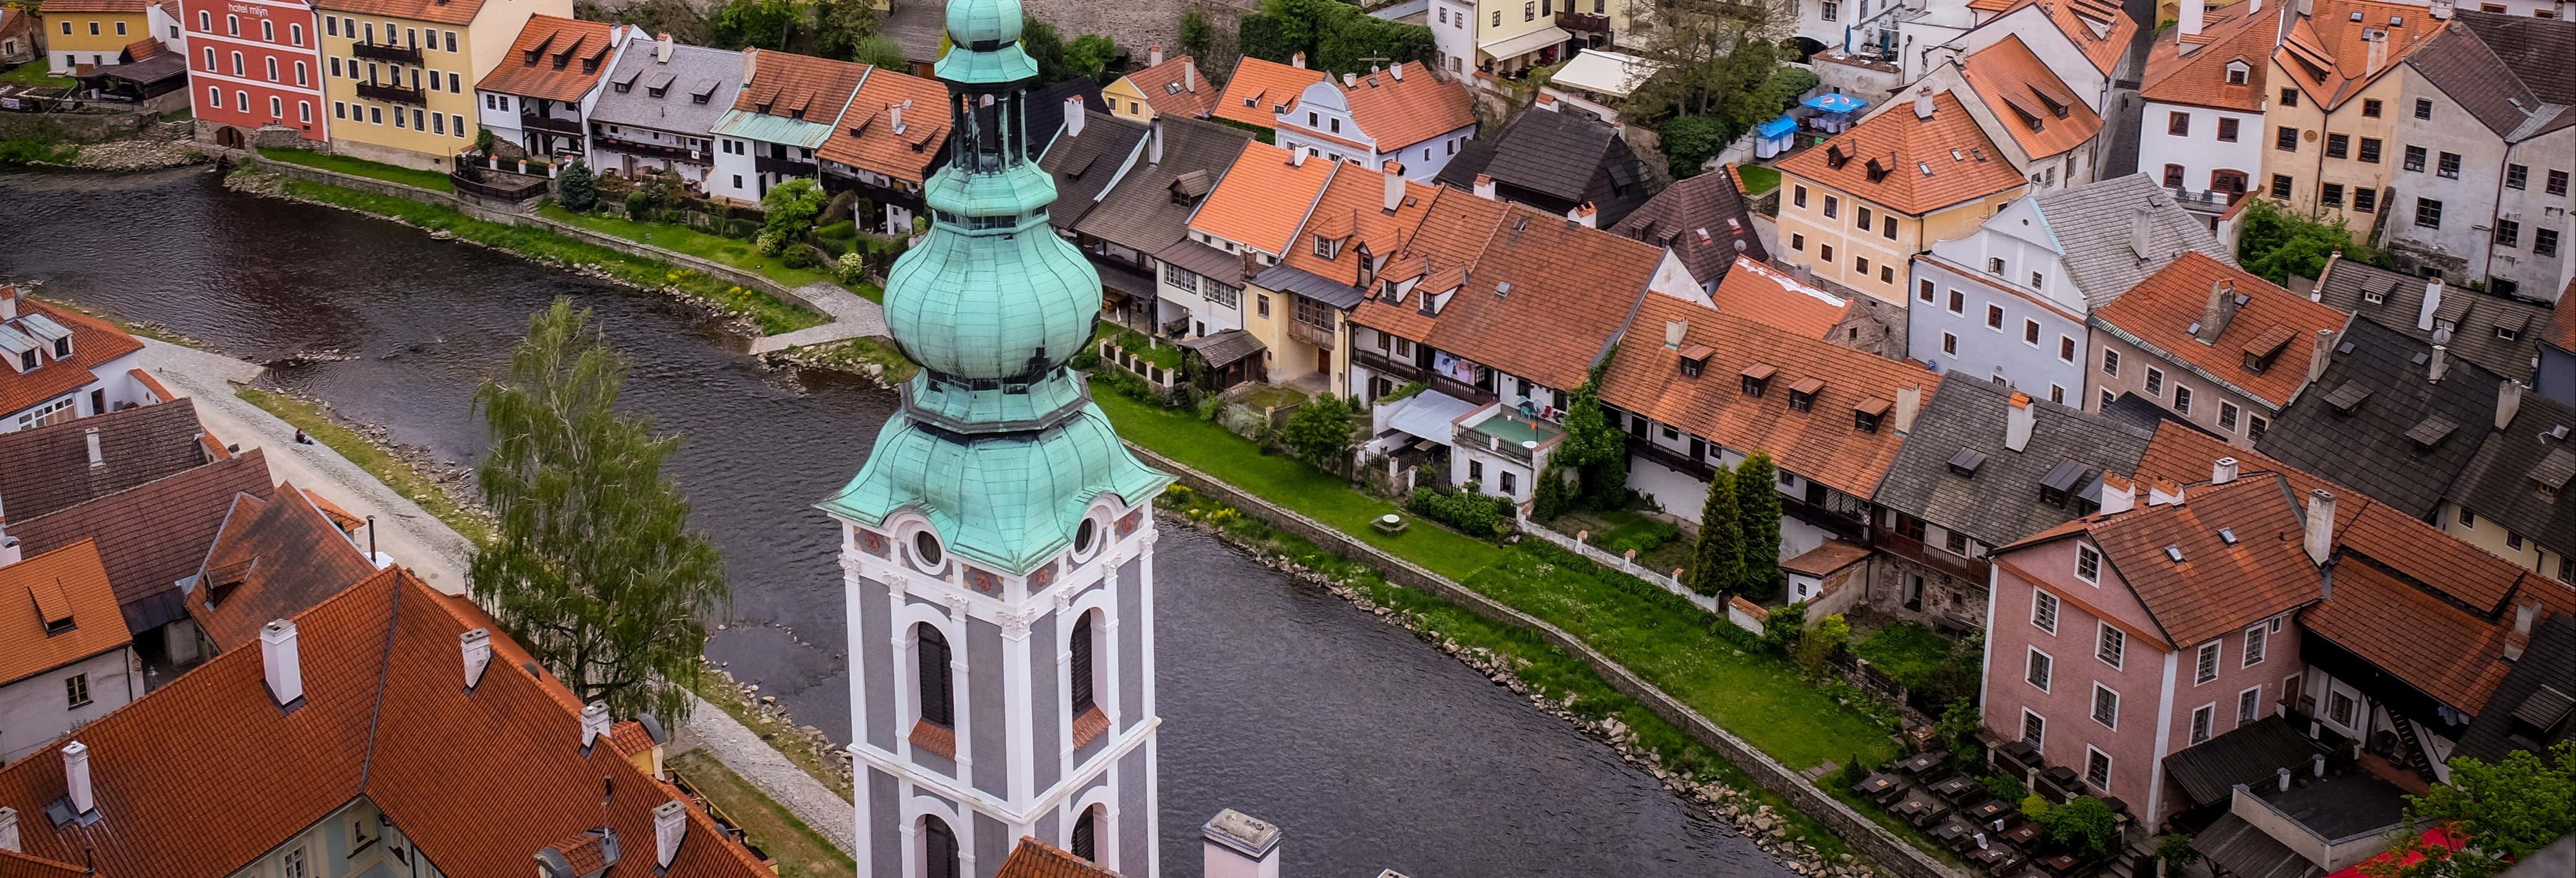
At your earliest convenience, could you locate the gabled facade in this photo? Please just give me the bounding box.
[313,0,570,168]
[2257,0,2442,232]
[584,33,740,185]
[0,287,151,435]
[179,0,327,142]
[706,48,866,204]
[1431,0,1612,77]
[470,14,620,160]
[2137,0,2285,220]
[2377,12,2575,297]
[0,540,135,763]
[816,62,949,234]
[1607,166,1769,294]
[1100,46,1211,122]
[2088,251,2351,446]
[1249,160,1440,395]
[1273,61,1476,183]
[1775,89,2030,305]
[38,0,151,72]
[1169,140,1337,338]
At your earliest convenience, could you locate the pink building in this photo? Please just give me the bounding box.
[180,0,327,143]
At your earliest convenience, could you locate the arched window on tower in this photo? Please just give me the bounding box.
[922,815,961,878]
[1070,613,1096,715]
[1070,804,1100,861]
[918,624,954,727]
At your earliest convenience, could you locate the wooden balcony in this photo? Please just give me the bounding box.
[520,112,584,136]
[356,82,424,105]
[1556,11,1612,33]
[1352,347,1426,383]
[1873,526,1991,585]
[753,153,811,176]
[1286,317,1335,350]
[592,132,703,162]
[351,41,422,65]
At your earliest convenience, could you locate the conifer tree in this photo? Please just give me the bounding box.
[1734,451,1784,599]
[1690,464,1744,597]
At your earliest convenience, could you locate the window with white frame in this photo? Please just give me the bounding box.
[2237,685,2262,725]
[2026,648,2053,691]
[2196,641,2220,684]
[2076,544,2101,584]
[2032,590,2060,634]
[2022,709,2045,748]
[2243,624,2266,667]
[2097,623,2123,669]
[2084,748,2112,790]
[2091,684,2119,729]
[2190,703,2215,745]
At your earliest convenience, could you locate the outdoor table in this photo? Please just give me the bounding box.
[1932,819,1973,845]
[1930,775,1980,800]
[2002,822,2045,846]
[1966,799,2013,823]
[1896,750,1948,774]
[2043,853,2082,875]
[1853,773,1902,799]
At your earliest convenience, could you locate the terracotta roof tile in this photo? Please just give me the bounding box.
[0,540,127,688]
[1,292,146,420]
[1279,161,1439,287]
[11,450,273,633]
[1709,256,1854,339]
[474,17,619,104]
[1348,187,1511,344]
[2090,251,2351,409]
[2552,279,2576,352]
[2006,0,2139,75]
[1333,61,1474,150]
[311,0,486,27]
[1416,203,1668,391]
[35,0,147,12]
[0,400,210,523]
[2304,555,2520,710]
[183,482,380,652]
[818,66,950,184]
[2273,0,2442,108]
[1600,294,1938,498]
[1776,91,2027,216]
[2082,474,2322,648]
[2144,2,2282,111]
[1122,54,1218,119]
[1189,142,1337,255]
[1213,56,1325,129]
[996,837,1126,877]
[1962,35,2106,159]
[734,48,868,122]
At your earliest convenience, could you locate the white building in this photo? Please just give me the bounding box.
[705,48,866,205]
[0,541,137,764]
[472,15,623,161]
[1,287,153,435]
[2136,0,2281,224]
[2377,11,2575,299]
[586,33,742,184]
[1273,61,1479,183]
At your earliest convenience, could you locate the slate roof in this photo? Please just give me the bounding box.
[2455,613,2576,762]
[2405,24,2548,140]
[2191,814,2324,878]
[0,291,145,420]
[182,484,379,652]
[0,400,207,523]
[1178,329,1264,369]
[1608,168,1768,289]
[2257,317,2501,519]
[1776,90,2027,216]
[0,540,127,689]
[588,41,743,138]
[2456,9,2576,107]
[2162,716,2330,806]
[1023,76,1104,157]
[1037,110,1149,233]
[1448,106,1654,225]
[2447,390,2576,559]
[818,66,951,184]
[2090,251,2350,410]
[1189,141,1337,256]
[1873,377,2154,548]
[2031,174,2236,309]
[0,568,774,878]
[2310,255,2550,383]
[1213,56,1325,129]
[1959,35,2106,160]
[1601,294,1939,498]
[474,16,617,103]
[11,450,273,634]
[1071,115,1252,255]
[2142,1,2283,113]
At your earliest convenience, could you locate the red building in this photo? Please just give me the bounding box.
[180,0,326,143]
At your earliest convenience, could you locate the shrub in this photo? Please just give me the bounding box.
[755,231,784,255]
[2157,833,2201,871]
[1599,518,1680,554]
[1531,464,1573,521]
[781,244,818,268]
[2039,796,2120,858]
[2020,794,2054,822]
[1280,394,1360,472]
[1068,350,1101,370]
[834,252,868,284]
[759,177,826,242]
[1659,115,1735,179]
[1982,774,2027,805]
[1408,484,1513,538]
[1759,601,1807,655]
[624,189,656,218]
[1794,612,1849,671]
[556,160,597,211]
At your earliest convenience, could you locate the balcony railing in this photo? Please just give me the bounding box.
[356,82,424,105]
[351,41,422,64]
[753,153,811,176]
[451,166,551,202]
[1556,11,1613,33]
[1286,318,1335,350]
[2168,187,2245,211]
[591,132,704,162]
[520,113,584,136]
[1352,347,1427,383]
[1872,526,1993,587]
[1458,420,1555,464]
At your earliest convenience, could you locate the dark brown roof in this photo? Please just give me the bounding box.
[1071,116,1251,253]
[12,450,273,633]
[1608,167,1768,286]
[2455,9,2576,106]
[2310,255,2549,383]
[183,484,380,652]
[0,400,208,522]
[2405,24,2544,139]
[1038,111,1150,233]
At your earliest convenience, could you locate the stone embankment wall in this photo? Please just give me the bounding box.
[0,110,174,143]
[1127,443,1964,878]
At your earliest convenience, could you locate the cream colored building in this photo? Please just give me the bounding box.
[2256,0,2439,237]
[314,0,567,169]
[1774,90,2030,305]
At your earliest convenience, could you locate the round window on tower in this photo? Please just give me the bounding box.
[914,531,945,570]
[1073,518,1099,557]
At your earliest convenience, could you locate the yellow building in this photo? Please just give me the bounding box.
[313,0,567,169]
[38,0,153,73]
[1101,47,1211,122]
[1773,90,2029,305]
[2257,0,2438,238]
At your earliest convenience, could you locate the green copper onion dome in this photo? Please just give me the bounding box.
[935,0,1039,85]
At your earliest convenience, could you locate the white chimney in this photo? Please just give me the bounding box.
[0,286,16,321]
[1383,161,1406,211]
[2497,380,2525,430]
[1343,72,1358,88]
[1149,45,1164,68]
[261,619,304,707]
[1536,92,1561,111]
[2005,392,2035,452]
[62,741,93,816]
[2304,489,2337,566]
[0,805,17,852]
[2418,277,2444,331]
[1185,61,1196,92]
[1203,810,1283,878]
[2128,206,2156,258]
[1392,63,1403,81]
[1064,98,1087,137]
[85,427,102,468]
[2149,479,2187,506]
[0,531,20,567]
[1290,51,1306,69]
[1894,385,1924,433]
[1149,119,1164,164]
[2430,0,2452,17]
[2251,0,2262,12]
[2213,456,2240,485]
[1289,150,1307,168]
[2098,473,2136,515]
[2366,32,2387,78]
[656,32,672,63]
[2307,329,2335,383]
[889,101,905,135]
[1665,319,1688,348]
[2181,0,2205,36]
[740,46,759,86]
[653,799,688,867]
[461,627,494,689]
[1912,87,1935,120]
[2277,766,2293,792]
[2429,344,2449,382]
[582,701,613,751]
[1473,173,1496,200]
[1571,202,1599,228]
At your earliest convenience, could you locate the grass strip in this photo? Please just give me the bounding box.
[234,386,494,545]
[683,673,855,803]
[0,62,74,88]
[1737,164,1783,195]
[260,147,455,192]
[274,178,826,335]
[1851,622,1952,692]
[778,336,918,383]
[669,751,856,878]
[537,204,884,302]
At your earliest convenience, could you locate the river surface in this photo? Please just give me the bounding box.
[1,168,1793,878]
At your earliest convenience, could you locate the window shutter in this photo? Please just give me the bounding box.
[919,627,954,726]
[1071,615,1096,714]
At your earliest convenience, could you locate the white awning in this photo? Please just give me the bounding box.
[1551,49,1659,98]
[1385,390,1481,445]
[1478,26,1572,62]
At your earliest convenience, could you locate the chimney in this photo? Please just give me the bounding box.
[2304,489,2337,566]
[653,799,688,867]
[656,31,672,63]
[1064,97,1087,137]
[261,619,304,707]
[2213,456,2240,485]
[2277,766,2293,792]
[2005,392,2035,452]
[2128,206,2155,259]
[2149,479,2186,506]
[0,806,17,853]
[1187,62,1199,93]
[1290,51,1306,69]
[1536,92,1561,111]
[1571,202,1599,228]
[1149,119,1165,164]
[740,46,758,86]
[1383,161,1406,211]
[1289,150,1307,168]
[461,627,494,689]
[85,427,102,467]
[0,529,19,567]
[2429,345,2449,382]
[1203,810,1283,878]
[2306,329,2335,383]
[1149,45,1164,67]
[1473,173,1496,200]
[2181,0,2205,36]
[2497,380,2525,430]
[2313,752,2328,777]
[1343,72,1358,88]
[1894,385,1925,433]
[2098,472,2136,515]
[581,701,612,752]
[1392,63,1404,81]
[2251,0,2262,12]
[889,101,906,135]
[2198,280,2236,342]
[2418,277,2444,331]
[62,741,93,816]
[1913,87,1935,120]
[1665,319,1688,348]
[0,286,16,320]
[2366,32,2387,77]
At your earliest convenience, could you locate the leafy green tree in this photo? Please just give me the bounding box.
[1554,356,1631,509]
[1063,34,1118,82]
[761,177,828,242]
[1022,18,1070,83]
[811,0,881,61]
[2038,796,2121,857]
[2365,742,2576,878]
[555,159,597,211]
[1794,612,1849,671]
[1935,698,1983,756]
[1659,115,1734,178]
[1280,394,1359,473]
[851,33,909,70]
[1734,451,1783,599]
[1238,0,1434,75]
[1531,462,1572,520]
[1621,0,1792,119]
[2236,198,2394,284]
[1690,464,1745,597]
[709,0,797,50]
[1181,7,1217,59]
[1728,64,1818,134]
[471,299,728,723]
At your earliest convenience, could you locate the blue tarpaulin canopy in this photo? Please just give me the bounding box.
[1756,115,1798,137]
[1802,93,1867,113]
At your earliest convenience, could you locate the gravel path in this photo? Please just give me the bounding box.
[748,282,889,354]
[674,694,858,856]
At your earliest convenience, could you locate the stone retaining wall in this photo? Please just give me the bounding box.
[1127,442,1962,878]
[0,109,158,143]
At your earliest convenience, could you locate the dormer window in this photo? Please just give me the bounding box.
[1787,377,1824,412]
[2225,61,2248,85]
[2040,460,2085,507]
[789,108,806,120]
[1855,398,1890,433]
[580,58,597,74]
[1677,344,1713,378]
[52,336,71,359]
[1313,236,1339,259]
[1740,363,1774,397]
[16,350,35,371]
[1948,448,1986,479]
[648,85,667,98]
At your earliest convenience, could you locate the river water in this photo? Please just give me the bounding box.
[1,168,1792,878]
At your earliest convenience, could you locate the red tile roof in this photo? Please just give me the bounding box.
[2073,474,2324,648]
[1349,187,1511,343]
[1334,61,1474,151]
[1599,294,1938,498]
[2007,0,2139,75]
[183,482,380,652]
[1,291,147,421]
[311,0,485,27]
[1121,54,1218,119]
[0,540,127,688]
[735,48,867,122]
[1407,203,1669,391]
[2548,278,2575,352]
[0,568,771,878]
[1279,161,1440,287]
[1776,91,2028,216]
[474,17,620,103]
[2142,2,2282,112]
[1709,256,1854,339]
[11,450,273,631]
[1213,56,1325,129]
[995,838,1126,877]
[35,0,147,13]
[2090,251,2351,409]
[2273,0,2441,107]
[1961,35,2106,160]
[1190,142,1338,255]
[818,66,951,184]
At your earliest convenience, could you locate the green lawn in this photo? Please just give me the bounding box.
[537,205,884,302]
[235,387,494,545]
[1851,622,1952,691]
[1549,508,1691,575]
[1736,164,1782,195]
[259,147,455,192]
[670,751,855,878]
[0,62,74,88]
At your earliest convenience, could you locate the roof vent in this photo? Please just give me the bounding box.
[2164,545,2185,563]
[2218,527,2238,545]
[1948,448,1987,478]
[1494,281,1510,297]
[461,628,494,691]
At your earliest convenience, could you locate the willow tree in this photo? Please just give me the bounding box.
[471,298,727,722]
